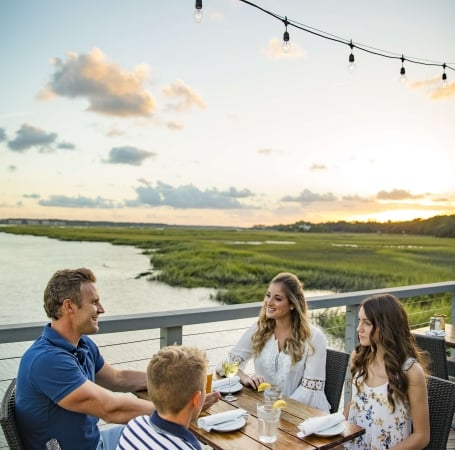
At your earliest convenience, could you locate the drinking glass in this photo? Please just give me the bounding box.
[263,384,282,403]
[205,371,213,393]
[222,353,241,401]
[257,401,281,443]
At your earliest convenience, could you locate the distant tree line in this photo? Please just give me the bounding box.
[266,214,455,238]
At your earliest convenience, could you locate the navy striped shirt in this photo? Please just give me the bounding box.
[117,411,202,450]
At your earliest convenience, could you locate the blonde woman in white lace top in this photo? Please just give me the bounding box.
[217,272,330,412]
[344,294,430,449]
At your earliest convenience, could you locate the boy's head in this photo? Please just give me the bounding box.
[147,345,207,417]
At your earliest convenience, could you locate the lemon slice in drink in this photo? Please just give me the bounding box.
[257,382,271,392]
[273,399,287,409]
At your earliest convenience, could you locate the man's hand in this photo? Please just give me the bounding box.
[203,391,221,410]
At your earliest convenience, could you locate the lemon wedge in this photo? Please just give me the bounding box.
[273,399,287,409]
[257,382,271,392]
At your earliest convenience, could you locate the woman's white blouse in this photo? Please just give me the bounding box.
[221,323,330,412]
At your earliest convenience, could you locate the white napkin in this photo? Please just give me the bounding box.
[297,412,345,437]
[212,376,240,390]
[197,408,248,431]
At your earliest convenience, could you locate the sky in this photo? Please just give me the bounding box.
[1,0,454,228]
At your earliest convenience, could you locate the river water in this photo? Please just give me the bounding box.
[0,231,222,325]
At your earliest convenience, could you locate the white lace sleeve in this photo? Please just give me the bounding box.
[289,326,331,412]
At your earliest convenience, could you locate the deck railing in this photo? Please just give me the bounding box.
[1,280,454,349]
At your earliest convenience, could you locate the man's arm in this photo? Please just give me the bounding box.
[58,379,154,424]
[95,361,147,392]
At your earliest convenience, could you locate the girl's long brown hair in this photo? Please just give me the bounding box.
[350,294,428,411]
[251,272,313,365]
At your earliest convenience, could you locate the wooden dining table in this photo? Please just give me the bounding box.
[413,323,455,348]
[136,386,364,450]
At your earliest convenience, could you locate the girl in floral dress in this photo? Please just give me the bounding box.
[344,294,430,449]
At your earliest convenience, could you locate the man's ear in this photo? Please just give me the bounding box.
[62,298,74,314]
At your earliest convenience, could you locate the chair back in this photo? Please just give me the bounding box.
[324,348,350,414]
[413,333,449,380]
[423,375,455,450]
[0,378,23,450]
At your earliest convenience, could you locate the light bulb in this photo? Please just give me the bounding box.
[399,55,407,83]
[282,17,290,53]
[442,64,448,88]
[348,53,356,72]
[194,0,203,23]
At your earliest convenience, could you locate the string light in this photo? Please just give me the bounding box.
[442,63,448,88]
[282,16,290,52]
[238,0,454,81]
[348,40,356,72]
[194,0,203,23]
[400,55,407,83]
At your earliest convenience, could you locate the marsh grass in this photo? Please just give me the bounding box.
[2,225,453,336]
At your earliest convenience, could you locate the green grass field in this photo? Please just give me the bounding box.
[2,224,454,300]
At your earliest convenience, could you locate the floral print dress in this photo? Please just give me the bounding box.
[344,358,415,450]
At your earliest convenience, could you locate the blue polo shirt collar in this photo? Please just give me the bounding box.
[42,324,90,364]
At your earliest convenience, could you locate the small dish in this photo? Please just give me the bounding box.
[211,416,246,432]
[214,383,243,394]
[314,422,345,437]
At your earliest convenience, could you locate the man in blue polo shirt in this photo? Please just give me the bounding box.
[15,268,220,450]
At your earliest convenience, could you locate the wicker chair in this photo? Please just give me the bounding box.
[413,333,449,380]
[324,348,350,414]
[424,375,455,450]
[0,378,23,450]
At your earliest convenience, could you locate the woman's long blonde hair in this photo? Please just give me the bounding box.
[251,272,313,365]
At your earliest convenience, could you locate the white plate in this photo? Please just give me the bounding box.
[211,416,246,432]
[214,383,243,394]
[314,422,345,437]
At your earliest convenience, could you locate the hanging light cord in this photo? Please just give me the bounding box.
[238,0,454,73]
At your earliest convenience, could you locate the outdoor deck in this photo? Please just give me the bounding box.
[1,281,454,448]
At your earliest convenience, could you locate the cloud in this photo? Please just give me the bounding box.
[409,76,455,99]
[129,180,253,209]
[161,80,206,112]
[281,189,337,203]
[8,165,17,172]
[8,124,57,152]
[262,38,305,60]
[377,189,423,200]
[57,141,76,150]
[23,193,41,199]
[106,127,127,137]
[165,121,184,131]
[39,195,117,208]
[0,128,6,142]
[342,194,370,203]
[104,145,156,166]
[310,164,327,171]
[38,48,157,117]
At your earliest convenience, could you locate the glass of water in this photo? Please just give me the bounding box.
[257,401,281,443]
[263,384,282,403]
